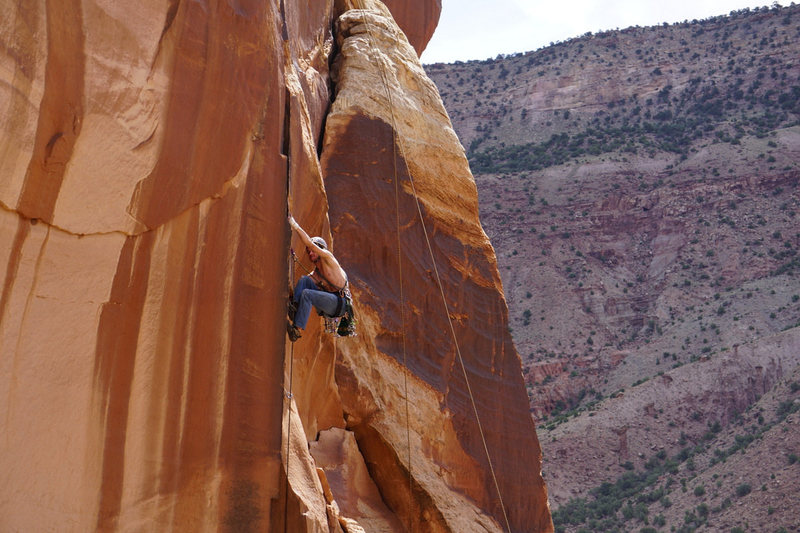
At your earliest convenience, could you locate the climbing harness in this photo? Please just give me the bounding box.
[290,249,358,337]
[323,284,357,337]
[354,2,512,531]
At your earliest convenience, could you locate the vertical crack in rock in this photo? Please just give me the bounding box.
[17,0,85,224]
[278,0,289,41]
[217,147,288,533]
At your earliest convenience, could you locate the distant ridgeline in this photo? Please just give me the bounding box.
[426,4,800,174]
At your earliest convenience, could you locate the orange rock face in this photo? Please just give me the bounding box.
[381,0,441,55]
[3,1,289,531]
[319,6,551,531]
[0,1,550,531]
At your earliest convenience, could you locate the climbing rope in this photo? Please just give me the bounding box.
[395,116,414,532]
[289,249,311,275]
[283,251,295,533]
[281,4,294,527]
[352,2,512,531]
[351,1,414,527]
[390,43,414,533]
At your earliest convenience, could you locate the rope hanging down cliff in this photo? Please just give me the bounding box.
[353,2,512,532]
[283,244,295,533]
[352,1,414,528]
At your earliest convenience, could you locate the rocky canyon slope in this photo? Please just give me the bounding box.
[426,5,799,532]
[0,1,552,532]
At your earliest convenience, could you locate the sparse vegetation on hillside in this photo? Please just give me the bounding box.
[469,85,800,173]
[427,2,800,419]
[426,4,800,532]
[428,5,800,174]
[551,375,800,533]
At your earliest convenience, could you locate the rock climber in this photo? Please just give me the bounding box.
[287,215,349,341]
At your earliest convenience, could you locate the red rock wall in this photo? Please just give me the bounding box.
[0,1,549,531]
[318,5,552,532]
[381,0,441,55]
[3,1,290,530]
[335,0,442,56]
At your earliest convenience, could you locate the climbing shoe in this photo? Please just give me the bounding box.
[287,298,297,323]
[287,322,301,342]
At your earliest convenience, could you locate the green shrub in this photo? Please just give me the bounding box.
[735,483,751,497]
[777,399,800,419]
[522,309,532,326]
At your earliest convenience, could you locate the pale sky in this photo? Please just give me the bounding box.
[421,0,779,64]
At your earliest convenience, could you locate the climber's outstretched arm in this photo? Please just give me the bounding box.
[288,217,346,290]
[289,216,328,258]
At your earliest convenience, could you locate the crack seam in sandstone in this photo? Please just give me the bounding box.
[1,144,252,239]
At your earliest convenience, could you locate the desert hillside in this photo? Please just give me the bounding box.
[427,4,799,532]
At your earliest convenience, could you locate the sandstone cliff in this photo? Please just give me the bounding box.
[0,1,551,531]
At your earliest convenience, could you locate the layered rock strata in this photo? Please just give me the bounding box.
[0,0,551,531]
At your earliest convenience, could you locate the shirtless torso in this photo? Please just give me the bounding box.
[310,266,345,293]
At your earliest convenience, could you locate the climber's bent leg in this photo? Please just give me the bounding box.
[295,288,340,330]
[293,275,340,330]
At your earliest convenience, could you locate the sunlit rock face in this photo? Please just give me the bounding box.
[320,4,551,532]
[0,0,551,531]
